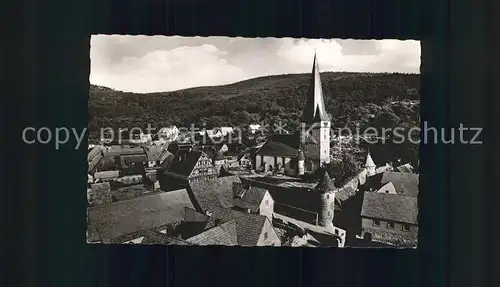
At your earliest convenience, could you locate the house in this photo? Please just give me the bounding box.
[157,126,179,141]
[144,146,171,168]
[360,192,418,247]
[159,150,219,191]
[273,213,346,247]
[117,229,192,245]
[255,53,331,176]
[185,220,239,246]
[238,154,253,168]
[188,175,242,215]
[214,143,229,154]
[357,167,419,247]
[183,211,281,247]
[361,171,419,197]
[232,183,274,220]
[87,188,196,243]
[249,124,261,134]
[212,152,225,173]
[151,176,281,247]
[395,163,415,173]
[240,172,336,228]
[94,170,120,182]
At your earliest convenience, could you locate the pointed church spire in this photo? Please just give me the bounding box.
[365,151,376,168]
[302,52,330,123]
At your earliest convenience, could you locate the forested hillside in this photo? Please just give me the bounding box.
[89,72,420,138]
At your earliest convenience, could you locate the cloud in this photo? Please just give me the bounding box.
[90,35,420,93]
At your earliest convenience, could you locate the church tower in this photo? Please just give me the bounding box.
[315,171,336,229]
[365,151,376,177]
[300,52,331,171]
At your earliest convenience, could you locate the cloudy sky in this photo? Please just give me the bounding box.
[90,36,420,93]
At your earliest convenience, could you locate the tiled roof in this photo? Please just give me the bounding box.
[170,150,203,176]
[233,186,268,212]
[121,154,149,164]
[232,212,268,246]
[88,182,112,206]
[395,163,415,173]
[111,184,155,202]
[88,145,106,162]
[186,220,238,246]
[335,185,357,202]
[94,170,120,180]
[241,178,319,213]
[364,172,419,197]
[361,192,418,224]
[114,229,192,245]
[144,146,165,162]
[87,189,196,242]
[188,176,242,212]
[255,134,300,157]
[88,148,105,172]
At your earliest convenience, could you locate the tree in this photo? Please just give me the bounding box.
[324,153,359,187]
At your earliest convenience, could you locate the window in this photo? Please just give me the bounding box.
[264,232,268,240]
[402,224,410,231]
[387,222,395,229]
[372,219,380,227]
[265,199,269,205]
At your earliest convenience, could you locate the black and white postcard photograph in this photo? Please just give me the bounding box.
[87,36,420,248]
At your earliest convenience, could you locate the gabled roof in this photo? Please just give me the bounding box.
[157,152,175,173]
[364,172,419,197]
[361,192,418,224]
[188,176,242,213]
[255,134,300,157]
[232,212,268,246]
[241,178,319,214]
[144,146,167,162]
[301,52,330,123]
[169,150,203,176]
[233,186,269,212]
[186,220,238,246]
[395,163,415,173]
[87,189,196,242]
[114,229,192,245]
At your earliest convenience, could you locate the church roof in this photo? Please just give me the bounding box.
[255,134,300,157]
[302,53,330,123]
[315,172,336,193]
